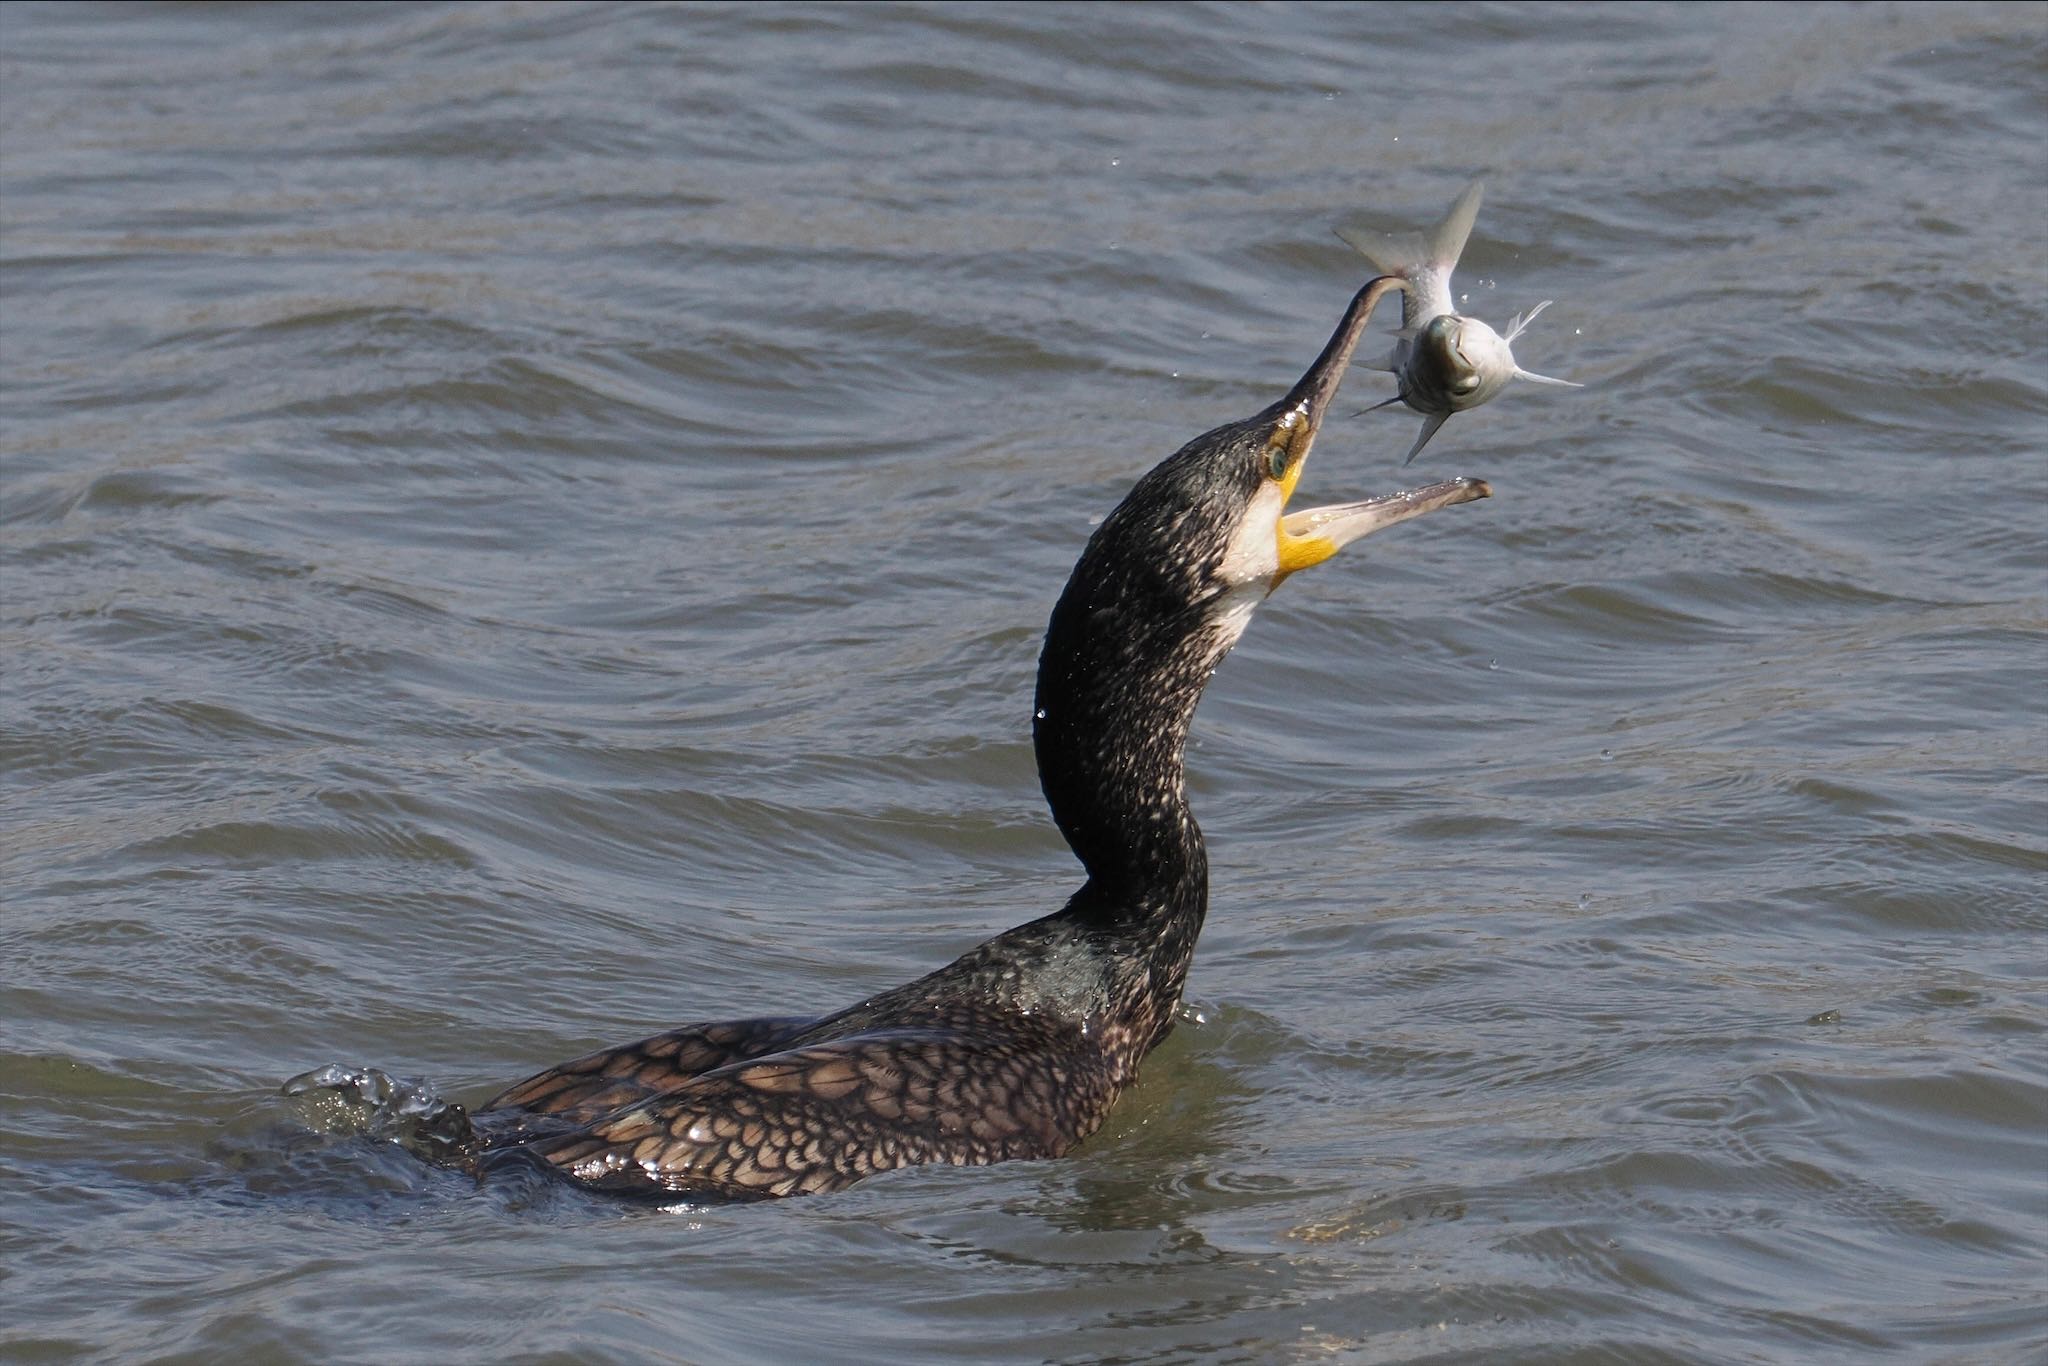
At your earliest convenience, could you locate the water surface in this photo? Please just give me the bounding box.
[3,3,2044,1362]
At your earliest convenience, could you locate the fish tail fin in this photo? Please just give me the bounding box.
[1426,180,1484,275]
[1336,180,1483,327]
[1336,181,1482,276]
[1334,224,1427,279]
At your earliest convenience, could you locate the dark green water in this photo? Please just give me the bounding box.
[3,3,2043,1362]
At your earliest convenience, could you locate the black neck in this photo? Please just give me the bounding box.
[1031,459,1254,931]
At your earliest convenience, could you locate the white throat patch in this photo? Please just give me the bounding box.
[1215,478,1286,591]
[1208,478,1288,652]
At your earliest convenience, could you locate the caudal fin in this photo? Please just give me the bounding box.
[1336,180,1483,329]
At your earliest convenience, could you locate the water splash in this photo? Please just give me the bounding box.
[281,1064,479,1168]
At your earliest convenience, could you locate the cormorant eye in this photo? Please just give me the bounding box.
[1264,404,1310,483]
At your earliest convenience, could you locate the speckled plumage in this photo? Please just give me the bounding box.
[467,276,1456,1200]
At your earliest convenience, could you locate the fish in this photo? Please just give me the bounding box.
[1337,180,1580,463]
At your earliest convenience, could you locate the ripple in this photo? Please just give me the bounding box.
[4,2,2046,1362]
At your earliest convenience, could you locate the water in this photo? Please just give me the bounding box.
[3,2,2043,1361]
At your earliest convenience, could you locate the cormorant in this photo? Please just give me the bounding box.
[466,273,1491,1198]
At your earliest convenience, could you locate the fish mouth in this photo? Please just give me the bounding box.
[1424,316,1484,395]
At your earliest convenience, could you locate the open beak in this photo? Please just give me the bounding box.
[1264,275,1492,582]
[1280,476,1492,566]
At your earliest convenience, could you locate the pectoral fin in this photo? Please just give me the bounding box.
[1400,412,1451,465]
[1501,299,1553,343]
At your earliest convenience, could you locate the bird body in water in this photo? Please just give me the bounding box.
[311,274,1491,1200]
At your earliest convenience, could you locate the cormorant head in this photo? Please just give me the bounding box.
[1043,275,1490,720]
[1035,276,1490,893]
[1204,275,1492,605]
[1049,276,1490,676]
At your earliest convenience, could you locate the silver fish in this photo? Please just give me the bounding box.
[1337,180,1579,463]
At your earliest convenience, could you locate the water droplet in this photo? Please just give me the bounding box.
[1034,708,1047,720]
[1109,158,1120,167]
[1600,748,1614,761]
[1487,658,1499,670]
[1577,893,1592,908]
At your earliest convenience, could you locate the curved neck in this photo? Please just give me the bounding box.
[1032,518,1258,927]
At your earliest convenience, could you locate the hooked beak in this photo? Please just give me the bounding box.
[1271,275,1404,439]
[1261,276,1492,582]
